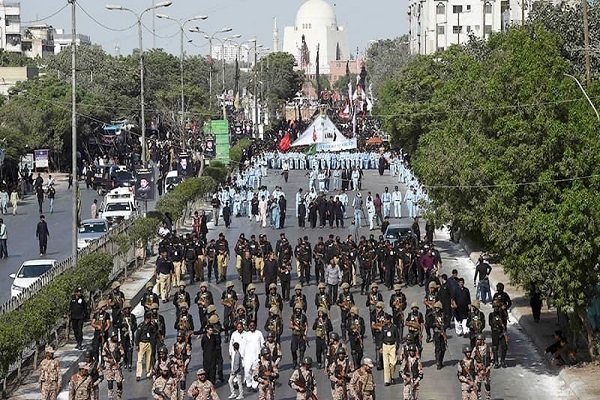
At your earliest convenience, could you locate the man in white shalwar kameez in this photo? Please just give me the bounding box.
[242,321,264,389]
[229,322,246,360]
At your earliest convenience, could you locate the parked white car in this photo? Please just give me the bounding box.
[77,218,109,250]
[9,259,57,297]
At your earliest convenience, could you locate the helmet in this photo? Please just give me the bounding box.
[350,306,359,314]
[434,301,442,309]
[146,282,154,289]
[476,333,485,341]
[261,347,270,357]
[463,345,472,353]
[179,282,186,288]
[336,347,347,355]
[269,283,277,290]
[226,281,234,288]
[318,307,328,315]
[428,281,438,289]
[408,345,417,352]
[393,284,402,291]
[376,301,385,309]
[85,350,95,359]
[341,282,350,290]
[330,332,340,341]
[294,283,302,291]
[237,304,246,311]
[207,305,217,313]
[123,300,131,309]
[159,346,168,354]
[318,282,326,289]
[151,303,159,310]
[302,356,313,366]
[111,281,121,290]
[410,302,419,309]
[471,300,480,310]
[200,281,208,288]
[370,283,378,290]
[179,302,188,309]
[208,315,219,324]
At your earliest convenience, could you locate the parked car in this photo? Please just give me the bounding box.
[9,259,58,297]
[111,169,136,188]
[77,218,109,250]
[384,223,414,245]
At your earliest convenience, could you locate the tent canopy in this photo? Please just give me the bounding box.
[291,114,357,152]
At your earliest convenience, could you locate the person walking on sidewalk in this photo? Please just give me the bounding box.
[0,187,8,214]
[47,184,56,213]
[473,256,492,304]
[10,188,19,215]
[0,219,7,259]
[91,199,98,219]
[36,184,45,214]
[36,214,50,256]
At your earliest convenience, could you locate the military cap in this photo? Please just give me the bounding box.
[302,356,313,366]
[207,305,217,313]
[197,368,206,375]
[318,282,326,289]
[362,358,374,367]
[226,281,234,288]
[111,281,121,290]
[247,283,256,291]
[45,346,55,353]
[462,345,472,353]
[476,333,485,341]
[208,315,219,324]
[269,283,277,290]
[370,283,379,289]
[178,282,186,287]
[434,301,443,309]
[294,283,302,291]
[428,281,439,289]
[341,282,350,289]
[146,282,154,289]
[337,347,346,355]
[471,300,481,310]
[179,302,188,309]
[350,306,359,314]
[318,307,328,315]
[394,284,402,291]
[123,300,131,309]
[410,302,419,309]
[78,362,89,370]
[200,281,208,288]
[376,301,385,308]
[151,303,159,310]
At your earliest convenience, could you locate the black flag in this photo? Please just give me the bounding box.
[316,44,321,100]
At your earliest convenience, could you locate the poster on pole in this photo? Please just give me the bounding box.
[34,149,50,170]
[134,168,155,201]
[211,120,230,165]
[204,137,216,159]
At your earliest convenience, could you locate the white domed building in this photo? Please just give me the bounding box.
[282,0,350,75]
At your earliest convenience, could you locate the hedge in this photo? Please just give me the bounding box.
[155,176,217,222]
[0,252,113,378]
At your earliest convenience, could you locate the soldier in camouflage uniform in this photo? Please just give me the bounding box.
[289,357,318,400]
[264,306,283,343]
[457,346,478,400]
[187,368,220,400]
[472,333,492,400]
[68,362,92,400]
[244,284,260,323]
[152,364,178,400]
[39,346,61,400]
[117,300,137,371]
[350,358,375,400]
[253,347,279,400]
[84,349,103,400]
[153,346,176,380]
[400,345,423,400]
[102,330,125,400]
[325,332,347,372]
[171,330,192,400]
[328,347,354,400]
[264,331,282,369]
[312,307,333,369]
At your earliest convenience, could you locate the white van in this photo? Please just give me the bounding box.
[164,170,182,193]
[100,187,138,225]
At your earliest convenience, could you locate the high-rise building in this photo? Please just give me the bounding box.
[407,0,538,55]
[211,43,252,64]
[0,1,22,54]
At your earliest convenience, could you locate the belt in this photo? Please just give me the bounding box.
[383,341,396,346]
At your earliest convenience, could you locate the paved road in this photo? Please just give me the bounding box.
[57,168,573,399]
[0,174,156,306]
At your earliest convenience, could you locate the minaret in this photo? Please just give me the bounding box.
[272,17,279,52]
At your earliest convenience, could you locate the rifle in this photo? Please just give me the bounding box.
[291,371,318,400]
[335,362,349,400]
[153,381,170,400]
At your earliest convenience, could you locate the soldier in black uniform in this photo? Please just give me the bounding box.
[234,305,249,331]
[298,236,313,285]
[108,281,125,327]
[84,349,103,398]
[205,239,218,283]
[370,301,386,370]
[313,237,326,283]
[489,300,508,368]
[289,284,308,312]
[221,282,238,341]
[248,234,261,279]
[183,235,199,284]
[405,302,424,353]
[69,286,88,350]
[358,238,371,295]
[289,304,309,368]
[91,300,111,363]
[346,235,359,286]
[312,307,333,369]
[315,282,331,311]
[376,236,387,283]
[430,301,447,369]
[365,283,383,325]
[258,234,273,282]
[424,281,438,343]
[117,300,137,371]
[492,282,512,327]
[383,241,397,289]
[345,306,365,368]
[150,303,166,365]
[173,282,191,317]
[244,283,260,323]
[389,284,407,343]
[194,282,214,334]
[399,242,416,286]
[336,282,354,341]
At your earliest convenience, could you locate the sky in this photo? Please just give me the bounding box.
[20,0,407,57]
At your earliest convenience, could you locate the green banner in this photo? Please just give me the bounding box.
[209,120,230,165]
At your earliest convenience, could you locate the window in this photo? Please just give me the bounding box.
[437,25,445,34]
[437,46,445,52]
[485,3,493,13]
[453,5,463,13]
[467,25,472,33]
[436,3,445,14]
[466,5,471,11]
[485,25,492,34]
[453,25,463,34]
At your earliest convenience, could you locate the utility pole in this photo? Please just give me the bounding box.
[522,0,525,27]
[70,0,78,265]
[254,40,258,137]
[583,0,592,85]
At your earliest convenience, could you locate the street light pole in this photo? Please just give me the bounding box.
[69,0,77,264]
[564,73,600,121]
[106,1,172,163]
[156,14,208,151]
[254,40,258,136]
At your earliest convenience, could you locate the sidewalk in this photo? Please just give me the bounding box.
[459,235,600,400]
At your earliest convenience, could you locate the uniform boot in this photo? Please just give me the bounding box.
[292,351,298,369]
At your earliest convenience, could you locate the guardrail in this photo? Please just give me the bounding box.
[0,220,136,317]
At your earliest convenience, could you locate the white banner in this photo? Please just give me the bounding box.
[316,137,357,152]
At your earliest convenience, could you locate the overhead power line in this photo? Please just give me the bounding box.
[76,2,136,32]
[423,175,600,189]
[22,4,69,24]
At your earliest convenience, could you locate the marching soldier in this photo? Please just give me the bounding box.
[187,368,220,400]
[313,236,326,283]
[194,282,214,334]
[206,239,218,283]
[325,332,347,371]
[173,283,191,317]
[489,300,508,368]
[312,307,333,368]
[103,330,125,400]
[289,357,318,400]
[381,314,400,386]
[423,281,438,343]
[84,350,102,400]
[405,303,424,353]
[221,281,238,342]
[153,346,176,380]
[152,364,178,400]
[365,283,383,315]
[400,345,423,400]
[244,283,260,323]
[389,284,407,343]
[39,346,61,400]
[234,305,249,331]
[117,300,137,371]
[174,303,195,345]
[370,301,386,370]
[457,346,477,400]
[350,358,375,400]
[467,300,485,349]
[171,331,192,400]
[216,233,230,283]
[264,331,282,368]
[290,303,309,368]
[472,334,492,400]
[346,306,366,368]
[91,300,111,363]
[430,301,447,369]
[141,282,160,312]
[68,362,92,400]
[290,284,308,312]
[328,347,353,400]
[315,282,331,311]
[234,233,249,279]
[253,347,279,400]
[108,281,125,324]
[150,303,167,363]
[264,306,284,342]
[266,283,284,313]
[336,282,354,341]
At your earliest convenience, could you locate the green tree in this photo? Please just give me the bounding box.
[366,35,412,95]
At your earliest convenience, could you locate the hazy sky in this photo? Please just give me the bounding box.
[20,0,407,57]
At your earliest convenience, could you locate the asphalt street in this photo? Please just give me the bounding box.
[0,175,156,306]
[57,168,573,399]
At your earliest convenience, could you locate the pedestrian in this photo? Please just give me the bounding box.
[529,282,543,323]
[228,342,244,399]
[0,187,8,214]
[39,346,61,400]
[473,334,492,400]
[352,192,363,227]
[0,218,7,259]
[68,363,92,400]
[91,199,98,219]
[36,184,45,213]
[69,286,87,350]
[473,256,492,304]
[187,368,220,400]
[36,214,50,256]
[68,174,73,190]
[10,188,19,215]
[47,184,56,213]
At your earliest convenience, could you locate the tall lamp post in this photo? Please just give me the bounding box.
[189,27,233,112]
[69,0,78,264]
[156,13,208,151]
[106,1,172,163]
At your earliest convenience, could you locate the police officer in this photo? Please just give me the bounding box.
[405,303,424,353]
[70,286,88,350]
[381,314,399,386]
[290,284,308,312]
[68,363,92,400]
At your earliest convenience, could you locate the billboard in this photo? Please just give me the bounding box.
[205,120,230,164]
[134,168,155,201]
[34,149,49,170]
[177,153,194,177]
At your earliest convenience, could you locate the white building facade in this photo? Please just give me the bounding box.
[53,28,92,55]
[211,43,251,64]
[282,0,350,75]
[408,0,537,55]
[0,1,22,54]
